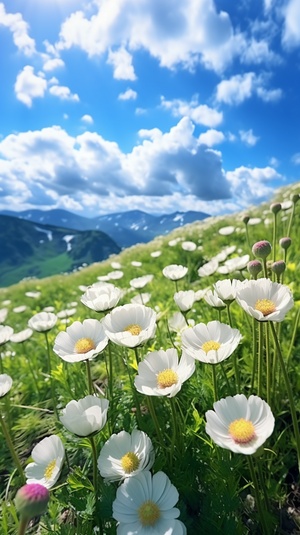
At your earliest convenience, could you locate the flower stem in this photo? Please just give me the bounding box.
[257,321,264,398]
[270,322,300,472]
[264,323,271,404]
[147,397,165,451]
[86,359,94,395]
[212,366,218,402]
[248,456,270,535]
[226,304,240,392]
[89,435,98,494]
[18,517,29,535]
[251,318,257,391]
[0,413,25,483]
[44,332,58,420]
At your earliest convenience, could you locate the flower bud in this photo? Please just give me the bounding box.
[242,215,250,225]
[291,193,299,204]
[15,483,49,520]
[270,203,281,214]
[279,237,292,250]
[247,260,262,277]
[252,240,272,260]
[271,260,286,276]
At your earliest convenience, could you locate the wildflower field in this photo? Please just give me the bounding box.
[1,181,300,535]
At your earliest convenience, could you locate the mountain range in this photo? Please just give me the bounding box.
[0,208,209,287]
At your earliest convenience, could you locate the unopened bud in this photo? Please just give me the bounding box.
[279,237,292,250]
[242,215,250,225]
[270,203,281,214]
[252,240,272,260]
[247,260,263,277]
[271,260,286,276]
[291,193,299,204]
[15,483,49,520]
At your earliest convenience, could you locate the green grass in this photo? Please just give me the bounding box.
[1,181,300,534]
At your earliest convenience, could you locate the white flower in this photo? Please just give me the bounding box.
[0,309,8,323]
[151,250,161,257]
[60,395,109,437]
[197,258,219,277]
[181,320,242,364]
[10,328,33,343]
[168,312,194,334]
[174,290,196,312]
[107,270,124,280]
[194,288,209,301]
[181,240,197,251]
[0,325,14,345]
[131,261,142,267]
[25,291,41,299]
[25,435,65,489]
[162,264,188,281]
[113,470,187,535]
[248,217,262,225]
[0,374,13,397]
[57,308,77,319]
[205,394,275,455]
[204,290,226,309]
[111,261,122,269]
[13,306,27,313]
[81,282,122,312]
[53,319,108,363]
[131,293,151,305]
[134,348,195,397]
[213,279,243,303]
[224,255,250,273]
[103,304,156,348]
[98,430,155,482]
[218,226,235,236]
[129,275,153,289]
[28,312,57,332]
[236,278,294,322]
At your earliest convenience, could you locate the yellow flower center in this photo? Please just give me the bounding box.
[254,299,276,316]
[120,451,140,473]
[229,418,255,444]
[138,500,161,527]
[124,324,142,336]
[157,368,178,388]
[74,337,96,354]
[202,340,221,353]
[44,459,56,480]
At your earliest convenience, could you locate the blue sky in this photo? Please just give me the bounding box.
[0,0,299,218]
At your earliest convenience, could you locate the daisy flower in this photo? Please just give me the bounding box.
[162,264,188,281]
[129,275,153,289]
[28,312,57,332]
[197,258,219,277]
[174,290,196,312]
[102,304,156,348]
[53,319,108,363]
[98,430,155,482]
[10,328,33,343]
[235,278,294,322]
[0,325,14,345]
[0,374,13,397]
[113,470,187,535]
[81,282,122,312]
[134,348,195,397]
[60,395,109,437]
[205,394,275,454]
[181,320,242,364]
[25,435,65,489]
[213,279,242,304]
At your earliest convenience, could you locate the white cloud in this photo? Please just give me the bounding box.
[239,129,259,146]
[14,66,47,107]
[161,96,223,127]
[57,0,246,73]
[43,58,65,72]
[241,38,281,65]
[81,114,94,124]
[118,88,137,100]
[292,153,300,165]
[198,129,225,147]
[0,3,36,56]
[107,46,136,80]
[215,72,282,105]
[49,85,79,101]
[226,165,283,206]
[282,0,300,48]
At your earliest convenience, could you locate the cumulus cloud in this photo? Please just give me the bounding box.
[43,58,65,72]
[239,129,259,146]
[215,72,282,105]
[57,0,246,73]
[226,165,283,207]
[282,0,300,48]
[118,88,137,100]
[198,129,225,147]
[81,114,94,124]
[49,84,79,101]
[161,96,223,127]
[0,3,36,56]
[107,46,137,80]
[14,66,47,107]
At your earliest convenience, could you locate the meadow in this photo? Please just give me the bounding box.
[0,181,300,534]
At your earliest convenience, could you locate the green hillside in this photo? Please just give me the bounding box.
[0,181,300,535]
